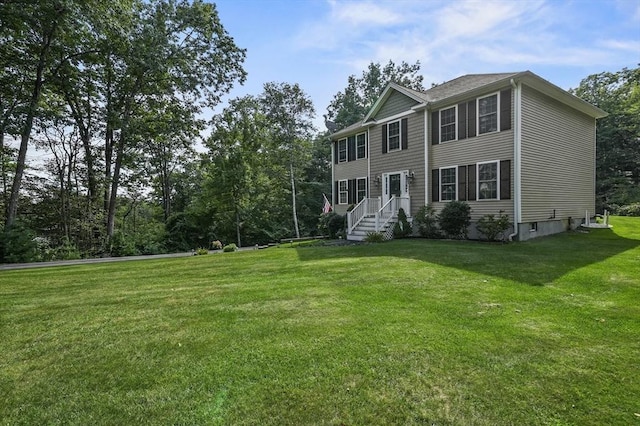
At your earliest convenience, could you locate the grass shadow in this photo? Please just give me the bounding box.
[295,217,640,286]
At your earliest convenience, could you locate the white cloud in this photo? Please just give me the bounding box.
[329,0,405,26]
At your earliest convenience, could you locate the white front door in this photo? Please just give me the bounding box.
[382,170,409,206]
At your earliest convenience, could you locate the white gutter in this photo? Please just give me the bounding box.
[509,78,522,241]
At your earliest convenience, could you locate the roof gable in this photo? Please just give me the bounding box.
[363,82,426,122]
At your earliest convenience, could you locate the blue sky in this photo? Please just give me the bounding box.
[213,0,640,131]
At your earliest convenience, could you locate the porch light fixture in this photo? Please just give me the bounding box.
[408,170,415,183]
[375,175,382,187]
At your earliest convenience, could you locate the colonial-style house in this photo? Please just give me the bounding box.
[329,71,607,241]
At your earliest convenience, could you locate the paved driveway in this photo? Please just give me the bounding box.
[0,252,205,271]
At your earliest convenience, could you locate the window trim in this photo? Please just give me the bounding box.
[477,160,500,201]
[337,139,347,163]
[477,92,499,136]
[387,119,401,152]
[439,166,457,202]
[439,105,458,143]
[356,132,366,160]
[338,179,348,205]
[356,177,367,203]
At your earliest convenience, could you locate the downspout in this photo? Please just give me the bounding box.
[367,127,371,199]
[423,108,429,207]
[509,79,522,241]
[330,137,335,207]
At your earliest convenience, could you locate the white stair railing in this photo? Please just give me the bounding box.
[347,198,381,234]
[375,196,410,233]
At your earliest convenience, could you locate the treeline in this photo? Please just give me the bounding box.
[0,0,332,262]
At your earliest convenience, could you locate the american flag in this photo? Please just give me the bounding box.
[322,193,332,214]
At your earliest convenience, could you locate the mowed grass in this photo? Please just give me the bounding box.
[1,218,639,425]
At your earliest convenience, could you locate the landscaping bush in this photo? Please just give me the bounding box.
[364,231,385,243]
[393,208,412,238]
[318,212,345,239]
[223,243,237,252]
[195,247,209,255]
[413,205,441,238]
[211,240,223,250]
[438,201,471,239]
[617,202,640,216]
[476,213,511,242]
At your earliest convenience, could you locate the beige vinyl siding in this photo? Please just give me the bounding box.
[334,158,368,181]
[429,90,514,220]
[370,112,425,215]
[376,91,419,120]
[520,85,596,222]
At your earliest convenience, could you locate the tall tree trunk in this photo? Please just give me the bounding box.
[106,132,125,239]
[5,15,59,229]
[235,206,241,248]
[0,131,7,214]
[290,161,300,238]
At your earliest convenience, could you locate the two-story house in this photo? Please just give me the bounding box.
[330,71,607,241]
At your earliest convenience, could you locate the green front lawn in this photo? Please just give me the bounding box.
[1,217,639,425]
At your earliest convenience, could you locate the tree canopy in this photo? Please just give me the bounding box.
[326,60,425,130]
[572,66,640,212]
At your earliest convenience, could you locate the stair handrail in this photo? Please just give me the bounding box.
[347,197,368,234]
[376,196,396,232]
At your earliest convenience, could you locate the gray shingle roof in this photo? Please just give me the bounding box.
[422,72,520,103]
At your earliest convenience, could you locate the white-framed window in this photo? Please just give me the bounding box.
[338,180,348,204]
[356,133,366,159]
[356,177,367,202]
[478,93,498,135]
[440,166,457,201]
[477,161,499,200]
[440,106,457,142]
[338,139,347,163]
[387,120,401,151]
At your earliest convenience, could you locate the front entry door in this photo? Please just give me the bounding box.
[382,171,409,206]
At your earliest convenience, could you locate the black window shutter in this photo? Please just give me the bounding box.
[381,124,388,154]
[401,118,408,150]
[500,160,511,200]
[431,169,439,202]
[334,142,338,164]
[431,111,439,145]
[348,179,356,204]
[500,89,512,131]
[467,101,476,138]
[347,136,356,162]
[467,164,477,201]
[457,165,467,201]
[458,103,467,140]
[335,180,338,204]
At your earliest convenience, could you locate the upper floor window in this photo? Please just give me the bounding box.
[440,167,457,201]
[431,89,511,145]
[440,107,457,142]
[338,139,347,163]
[478,94,498,134]
[478,161,498,200]
[356,133,366,159]
[387,120,401,151]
